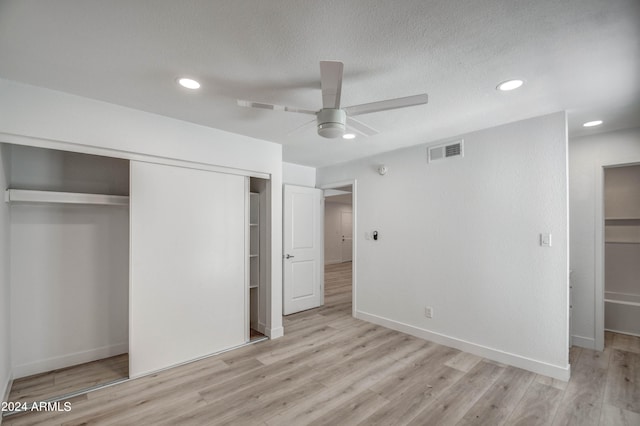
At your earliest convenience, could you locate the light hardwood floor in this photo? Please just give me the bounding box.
[4,261,639,425]
[7,355,128,405]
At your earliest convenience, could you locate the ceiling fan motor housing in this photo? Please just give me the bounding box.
[317,108,346,138]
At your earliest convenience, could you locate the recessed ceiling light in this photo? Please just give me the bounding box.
[496,79,524,91]
[583,120,603,127]
[177,77,200,90]
[343,133,356,140]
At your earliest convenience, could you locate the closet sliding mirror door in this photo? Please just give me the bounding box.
[129,161,246,377]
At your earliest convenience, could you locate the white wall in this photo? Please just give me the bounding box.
[8,146,129,378]
[283,162,316,187]
[0,144,12,399]
[10,144,129,195]
[317,112,570,380]
[11,204,129,377]
[325,200,352,264]
[569,127,640,349]
[0,78,284,344]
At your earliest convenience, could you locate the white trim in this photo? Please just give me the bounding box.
[12,343,128,379]
[5,189,129,206]
[0,132,269,180]
[571,335,596,349]
[266,326,284,339]
[356,310,571,382]
[594,164,605,351]
[605,328,640,338]
[564,117,571,362]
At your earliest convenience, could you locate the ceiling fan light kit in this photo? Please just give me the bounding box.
[317,109,346,138]
[238,61,428,139]
[177,77,201,90]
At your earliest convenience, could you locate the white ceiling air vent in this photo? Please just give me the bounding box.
[427,139,464,163]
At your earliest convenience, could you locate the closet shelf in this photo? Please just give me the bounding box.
[5,189,129,206]
[605,217,640,221]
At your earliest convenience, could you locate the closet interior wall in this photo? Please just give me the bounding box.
[8,144,130,378]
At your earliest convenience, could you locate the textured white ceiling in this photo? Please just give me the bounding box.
[0,0,638,167]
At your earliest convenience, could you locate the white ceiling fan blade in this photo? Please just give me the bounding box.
[286,118,317,135]
[344,93,428,117]
[320,61,344,109]
[346,117,379,137]
[237,99,316,115]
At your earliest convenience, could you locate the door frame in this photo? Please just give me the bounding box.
[320,179,357,317]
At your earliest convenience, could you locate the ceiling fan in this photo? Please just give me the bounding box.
[237,61,428,139]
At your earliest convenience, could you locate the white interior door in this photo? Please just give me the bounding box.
[341,210,353,262]
[283,185,323,315]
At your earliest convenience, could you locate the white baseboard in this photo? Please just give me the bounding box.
[256,322,267,335]
[356,311,570,382]
[604,328,640,338]
[266,326,284,339]
[12,343,128,379]
[571,335,596,350]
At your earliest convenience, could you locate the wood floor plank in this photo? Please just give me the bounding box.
[368,344,459,401]
[7,354,128,404]
[611,333,640,355]
[599,403,640,426]
[505,381,563,426]
[534,373,569,391]
[406,360,504,426]
[457,366,535,426]
[551,353,608,426]
[172,362,322,425]
[306,389,388,426]
[264,381,364,425]
[604,349,640,414]
[444,350,482,373]
[363,363,464,426]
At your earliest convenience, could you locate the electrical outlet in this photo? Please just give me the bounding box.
[425,306,433,318]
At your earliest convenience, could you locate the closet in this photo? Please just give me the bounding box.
[3,142,271,404]
[604,164,640,337]
[249,177,268,341]
[5,144,130,402]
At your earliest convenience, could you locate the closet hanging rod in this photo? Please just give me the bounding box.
[5,189,129,206]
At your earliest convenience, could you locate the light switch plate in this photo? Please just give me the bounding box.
[540,233,552,247]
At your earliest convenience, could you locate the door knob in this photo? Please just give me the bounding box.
[285,254,295,259]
